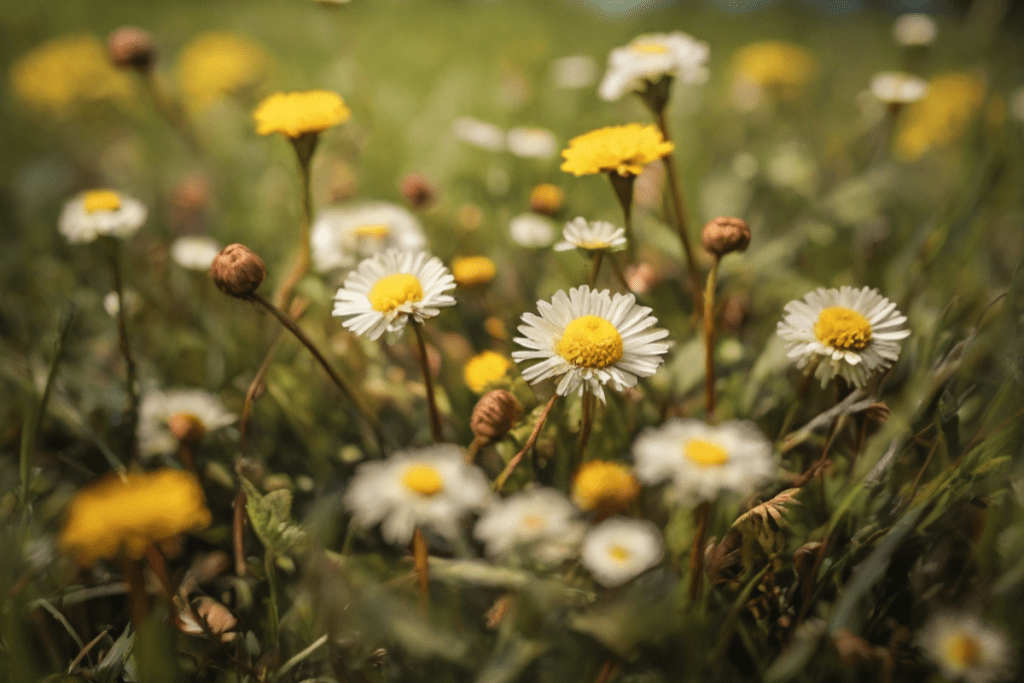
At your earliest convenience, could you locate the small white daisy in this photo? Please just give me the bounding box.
[344,444,491,545]
[580,517,663,587]
[59,189,147,244]
[506,127,557,159]
[918,613,1011,683]
[138,388,236,457]
[171,235,220,271]
[513,286,670,402]
[452,116,505,151]
[776,286,911,388]
[332,249,456,341]
[632,419,775,504]
[893,13,937,47]
[474,487,584,565]
[311,201,427,272]
[551,55,598,90]
[508,212,556,248]
[103,289,143,318]
[870,71,929,105]
[598,31,710,102]
[553,217,627,253]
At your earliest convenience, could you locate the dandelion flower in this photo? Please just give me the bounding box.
[464,351,512,393]
[311,201,427,272]
[554,217,627,252]
[776,286,910,388]
[474,487,584,564]
[509,213,556,248]
[580,517,663,587]
[598,31,709,102]
[894,72,988,160]
[560,123,674,177]
[513,285,670,402]
[571,460,640,516]
[632,419,775,504]
[506,127,557,159]
[870,71,929,105]
[59,469,213,567]
[176,32,271,112]
[254,90,350,138]
[171,236,220,271]
[918,614,1011,683]
[529,183,565,215]
[452,116,505,151]
[344,444,490,545]
[451,255,497,288]
[59,189,147,244]
[139,389,236,457]
[732,41,816,89]
[332,249,456,341]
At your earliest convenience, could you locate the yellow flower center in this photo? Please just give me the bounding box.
[609,545,632,562]
[814,307,873,351]
[572,460,640,513]
[401,464,444,496]
[684,439,730,468]
[452,256,497,287]
[522,515,545,531]
[84,190,121,213]
[354,223,391,240]
[577,239,610,250]
[556,315,623,369]
[464,351,511,393]
[630,42,669,54]
[368,273,424,313]
[942,633,982,670]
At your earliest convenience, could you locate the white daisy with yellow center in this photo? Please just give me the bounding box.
[553,217,627,253]
[580,517,663,587]
[171,235,220,271]
[870,71,929,105]
[311,201,427,272]
[474,487,584,565]
[918,614,1010,683]
[598,31,710,102]
[344,444,491,545]
[776,286,911,388]
[632,419,775,504]
[513,286,670,402]
[138,388,236,457]
[59,189,147,244]
[332,249,456,341]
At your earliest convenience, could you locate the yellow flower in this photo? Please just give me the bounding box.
[572,460,640,515]
[732,40,816,88]
[176,32,271,112]
[451,256,497,288]
[560,123,674,177]
[253,90,350,138]
[894,72,990,160]
[10,35,133,116]
[529,183,565,215]
[59,469,212,567]
[464,351,512,393]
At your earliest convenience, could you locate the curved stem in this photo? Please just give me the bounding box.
[703,256,720,421]
[106,239,139,461]
[412,321,443,443]
[656,109,703,304]
[494,394,559,491]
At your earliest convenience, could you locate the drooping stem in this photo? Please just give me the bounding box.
[608,173,637,262]
[106,238,139,461]
[703,256,720,420]
[689,501,711,604]
[494,394,559,491]
[413,528,430,616]
[412,321,443,443]
[588,251,605,288]
[656,108,702,302]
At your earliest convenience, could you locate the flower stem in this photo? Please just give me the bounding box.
[689,501,711,604]
[274,137,316,311]
[144,545,178,620]
[608,173,637,262]
[588,251,604,288]
[106,238,139,461]
[412,321,443,443]
[703,256,720,421]
[264,550,280,647]
[494,394,559,491]
[413,528,430,617]
[122,557,149,627]
[141,71,204,157]
[655,109,703,303]
[578,389,594,462]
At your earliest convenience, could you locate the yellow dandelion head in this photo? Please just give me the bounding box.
[529,183,565,215]
[451,255,497,288]
[59,469,212,567]
[895,71,988,160]
[463,351,511,393]
[572,460,640,514]
[560,123,674,177]
[732,40,817,89]
[484,316,508,340]
[176,32,271,112]
[253,89,350,138]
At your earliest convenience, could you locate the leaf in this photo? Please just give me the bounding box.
[474,634,549,683]
[728,489,801,572]
[241,475,308,556]
[93,624,134,683]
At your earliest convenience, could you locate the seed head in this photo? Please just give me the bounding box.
[211,244,266,298]
[107,26,157,70]
[701,216,751,257]
[470,390,523,443]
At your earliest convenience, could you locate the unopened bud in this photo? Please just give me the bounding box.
[399,173,437,209]
[470,390,523,443]
[211,244,266,298]
[702,217,751,257]
[107,26,157,70]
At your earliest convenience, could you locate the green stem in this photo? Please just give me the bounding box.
[106,239,139,461]
[655,108,702,303]
[588,251,604,288]
[689,501,711,605]
[274,136,316,310]
[141,71,204,157]
[703,256,720,420]
[578,389,594,463]
[608,173,636,263]
[264,550,280,647]
[412,321,443,442]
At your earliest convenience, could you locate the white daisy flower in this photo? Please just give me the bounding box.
[598,31,710,102]
[512,285,670,403]
[776,286,911,388]
[918,613,1011,683]
[632,419,775,504]
[508,212,556,248]
[138,388,236,457]
[893,13,937,47]
[580,517,663,587]
[332,249,456,341]
[870,71,929,105]
[103,289,143,318]
[344,444,491,545]
[311,201,427,272]
[553,217,627,253]
[59,189,147,244]
[506,127,557,159]
[452,116,505,151]
[171,236,220,271]
[474,487,584,565]
[551,55,598,90]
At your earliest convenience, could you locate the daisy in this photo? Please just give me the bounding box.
[344,444,490,545]
[918,613,1011,683]
[869,71,929,105]
[512,285,670,402]
[580,517,663,587]
[59,189,147,244]
[554,217,627,252]
[103,289,142,318]
[632,418,775,504]
[506,127,557,159]
[893,13,937,47]
[509,213,556,248]
[138,388,236,457]
[171,235,220,271]
[551,55,598,90]
[474,487,584,564]
[598,31,710,102]
[452,116,505,151]
[311,201,427,272]
[332,249,456,341]
[776,286,911,388]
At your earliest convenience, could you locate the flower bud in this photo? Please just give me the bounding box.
[107,26,157,70]
[167,411,207,445]
[211,244,266,298]
[470,390,523,443]
[399,173,437,209]
[701,216,751,257]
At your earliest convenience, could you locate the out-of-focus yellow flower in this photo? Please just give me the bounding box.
[59,469,212,567]
[451,256,497,288]
[529,183,565,215]
[464,351,512,393]
[176,32,271,112]
[560,123,674,177]
[571,460,640,515]
[732,40,816,89]
[894,71,992,160]
[9,35,134,117]
[253,90,350,138]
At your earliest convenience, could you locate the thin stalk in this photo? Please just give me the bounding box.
[143,546,178,620]
[274,137,316,310]
[413,528,430,616]
[412,321,443,443]
[578,389,594,462]
[106,239,139,461]
[494,394,559,491]
[122,558,149,627]
[240,331,283,452]
[608,173,637,262]
[141,71,204,157]
[233,487,247,577]
[656,109,702,303]
[703,256,720,420]
[264,551,280,647]
[689,501,711,604]
[588,251,604,288]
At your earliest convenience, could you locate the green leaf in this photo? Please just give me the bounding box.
[241,475,308,556]
[93,624,134,683]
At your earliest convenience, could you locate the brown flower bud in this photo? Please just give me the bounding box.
[107,26,157,70]
[167,411,207,445]
[701,217,751,257]
[470,390,523,443]
[211,244,266,298]
[399,173,437,210]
